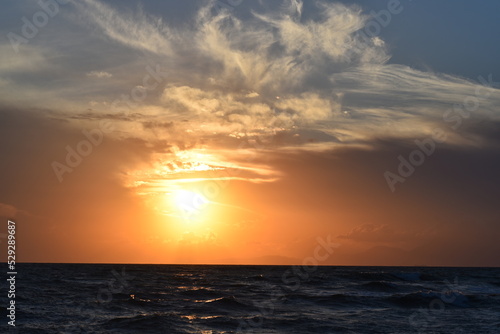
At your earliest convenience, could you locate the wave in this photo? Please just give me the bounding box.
[286,292,367,307]
[15,264,500,333]
[389,291,470,308]
[201,296,251,310]
[178,287,220,299]
[102,313,190,333]
[348,271,422,282]
[358,281,400,291]
[246,274,268,281]
[391,272,421,281]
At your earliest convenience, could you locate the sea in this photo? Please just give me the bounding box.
[2,264,500,333]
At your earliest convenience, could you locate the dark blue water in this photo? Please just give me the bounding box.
[2,264,500,333]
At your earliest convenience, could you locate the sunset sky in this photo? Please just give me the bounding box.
[1,0,499,266]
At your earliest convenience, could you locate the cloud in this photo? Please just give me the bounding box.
[1,105,500,265]
[254,2,387,65]
[159,85,315,137]
[0,45,50,74]
[275,93,339,122]
[189,0,387,93]
[86,71,112,78]
[64,0,499,153]
[3,0,497,151]
[76,0,173,56]
[62,0,500,198]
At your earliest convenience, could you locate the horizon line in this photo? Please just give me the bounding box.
[5,261,500,268]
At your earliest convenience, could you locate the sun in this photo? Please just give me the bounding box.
[172,189,209,220]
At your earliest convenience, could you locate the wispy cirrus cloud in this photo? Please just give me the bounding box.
[76,0,174,56]
[68,0,500,151]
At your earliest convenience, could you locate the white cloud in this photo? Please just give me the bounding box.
[255,2,384,64]
[275,93,339,122]
[86,71,112,78]
[77,0,173,56]
[68,0,500,149]
[245,92,259,98]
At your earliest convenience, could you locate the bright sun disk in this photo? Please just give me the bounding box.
[173,189,209,216]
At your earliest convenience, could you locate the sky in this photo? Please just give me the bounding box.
[0,0,499,266]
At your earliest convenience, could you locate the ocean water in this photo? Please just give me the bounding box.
[2,264,500,333]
